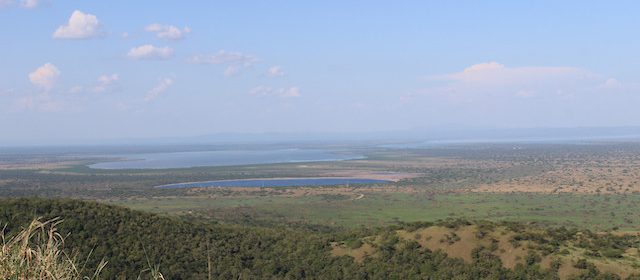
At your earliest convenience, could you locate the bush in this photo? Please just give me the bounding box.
[601,248,624,259]
[346,238,364,249]
[574,258,589,269]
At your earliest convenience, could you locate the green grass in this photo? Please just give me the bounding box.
[112,192,640,231]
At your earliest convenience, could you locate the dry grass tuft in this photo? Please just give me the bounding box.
[0,218,107,280]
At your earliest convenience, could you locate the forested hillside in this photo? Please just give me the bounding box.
[1,198,638,279]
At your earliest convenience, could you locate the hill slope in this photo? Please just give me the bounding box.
[1,198,638,279]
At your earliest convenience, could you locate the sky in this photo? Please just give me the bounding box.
[1,1,640,145]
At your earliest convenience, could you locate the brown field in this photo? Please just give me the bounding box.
[0,160,83,170]
[473,160,640,194]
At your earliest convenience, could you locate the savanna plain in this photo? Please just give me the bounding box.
[2,142,640,279]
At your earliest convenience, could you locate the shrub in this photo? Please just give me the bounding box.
[574,258,589,269]
[601,248,624,259]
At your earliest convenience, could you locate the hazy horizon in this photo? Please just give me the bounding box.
[3,125,640,147]
[2,1,640,145]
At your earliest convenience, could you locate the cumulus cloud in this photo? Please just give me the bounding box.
[29,63,60,92]
[20,0,38,8]
[68,85,83,94]
[432,62,593,87]
[266,65,284,77]
[281,87,300,98]
[416,61,605,102]
[393,62,640,128]
[188,50,258,76]
[145,23,190,40]
[0,88,15,97]
[14,94,62,112]
[515,90,535,98]
[127,44,173,60]
[145,78,174,102]
[600,78,622,90]
[93,74,119,93]
[250,85,300,98]
[65,74,120,94]
[18,63,66,112]
[1,0,42,8]
[53,10,101,39]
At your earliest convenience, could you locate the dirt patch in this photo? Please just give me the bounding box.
[0,160,83,170]
[398,226,491,262]
[550,255,640,280]
[401,226,530,268]
[331,241,376,263]
[494,231,529,269]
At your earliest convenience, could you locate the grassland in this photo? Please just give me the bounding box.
[3,142,640,232]
[112,191,640,230]
[4,142,640,279]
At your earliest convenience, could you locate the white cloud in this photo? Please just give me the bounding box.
[65,74,120,95]
[145,78,174,102]
[600,78,622,90]
[19,63,67,112]
[68,85,83,94]
[0,88,15,96]
[250,85,300,98]
[188,50,258,76]
[115,101,131,111]
[515,90,535,98]
[93,74,119,93]
[127,44,173,60]
[14,94,62,112]
[20,0,38,8]
[432,61,593,87]
[28,63,60,92]
[281,87,300,98]
[1,0,41,8]
[267,65,284,77]
[461,61,505,72]
[416,61,604,103]
[0,0,13,7]
[53,10,101,39]
[145,23,190,40]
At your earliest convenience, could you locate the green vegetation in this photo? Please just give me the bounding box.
[4,143,640,278]
[2,199,639,279]
[115,192,640,230]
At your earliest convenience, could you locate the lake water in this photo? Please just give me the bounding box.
[156,178,389,188]
[89,149,363,169]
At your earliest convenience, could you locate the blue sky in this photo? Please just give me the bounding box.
[1,1,639,144]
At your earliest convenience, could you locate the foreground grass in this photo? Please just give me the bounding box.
[0,218,106,280]
[1,218,166,280]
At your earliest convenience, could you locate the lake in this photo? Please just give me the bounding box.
[156,178,389,188]
[89,149,363,169]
